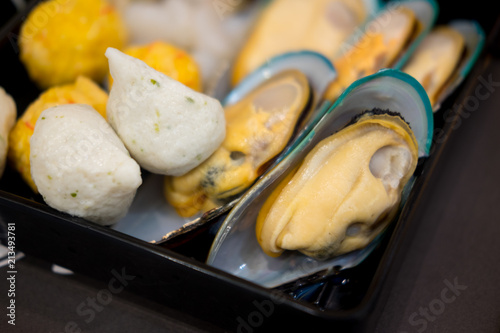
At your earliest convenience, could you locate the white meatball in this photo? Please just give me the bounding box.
[0,87,16,178]
[30,104,142,225]
[105,47,226,176]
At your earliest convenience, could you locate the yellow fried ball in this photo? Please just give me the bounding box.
[19,0,127,89]
[8,76,108,192]
[108,41,202,92]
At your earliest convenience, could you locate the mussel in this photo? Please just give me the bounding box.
[256,111,418,260]
[402,20,485,110]
[324,0,438,101]
[163,51,337,219]
[207,69,433,288]
[165,70,311,217]
[230,0,381,86]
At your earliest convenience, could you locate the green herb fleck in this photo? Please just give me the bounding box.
[132,139,136,144]
[71,192,77,198]
[186,96,195,103]
[204,101,207,106]
[47,175,52,180]
[196,154,202,161]
[154,123,159,133]
[151,79,160,87]
[41,117,46,120]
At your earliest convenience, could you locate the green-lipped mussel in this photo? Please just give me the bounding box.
[165,69,311,217]
[324,0,438,101]
[256,111,418,260]
[207,69,433,288]
[402,20,485,110]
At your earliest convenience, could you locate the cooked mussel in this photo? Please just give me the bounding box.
[402,20,485,110]
[324,0,438,101]
[207,69,433,288]
[256,111,418,260]
[165,69,311,217]
[403,26,465,106]
[231,0,380,86]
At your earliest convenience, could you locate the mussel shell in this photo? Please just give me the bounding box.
[219,0,384,92]
[391,0,439,69]
[222,50,338,165]
[323,0,439,102]
[331,0,438,65]
[206,69,433,288]
[224,50,336,109]
[432,20,485,111]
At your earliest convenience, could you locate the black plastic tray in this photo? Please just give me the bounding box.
[0,1,498,331]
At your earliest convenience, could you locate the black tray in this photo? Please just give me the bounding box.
[1,1,498,331]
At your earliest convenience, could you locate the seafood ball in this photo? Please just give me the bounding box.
[19,0,127,88]
[8,76,108,192]
[108,41,202,92]
[30,104,142,225]
[105,47,225,176]
[0,88,17,178]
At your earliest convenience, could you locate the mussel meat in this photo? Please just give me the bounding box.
[256,111,418,260]
[165,70,311,217]
[325,5,419,100]
[231,0,374,86]
[207,69,433,288]
[402,26,465,107]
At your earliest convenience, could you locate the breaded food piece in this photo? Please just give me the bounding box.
[8,76,108,192]
[106,47,225,176]
[30,104,142,225]
[19,0,127,88]
[0,88,17,178]
[108,41,202,92]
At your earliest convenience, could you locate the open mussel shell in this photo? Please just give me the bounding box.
[211,49,337,102]
[431,20,485,111]
[206,69,433,288]
[335,0,438,65]
[221,0,382,92]
[390,0,439,69]
[224,51,335,108]
[323,0,438,102]
[162,52,338,229]
[113,51,337,246]
[223,50,337,156]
